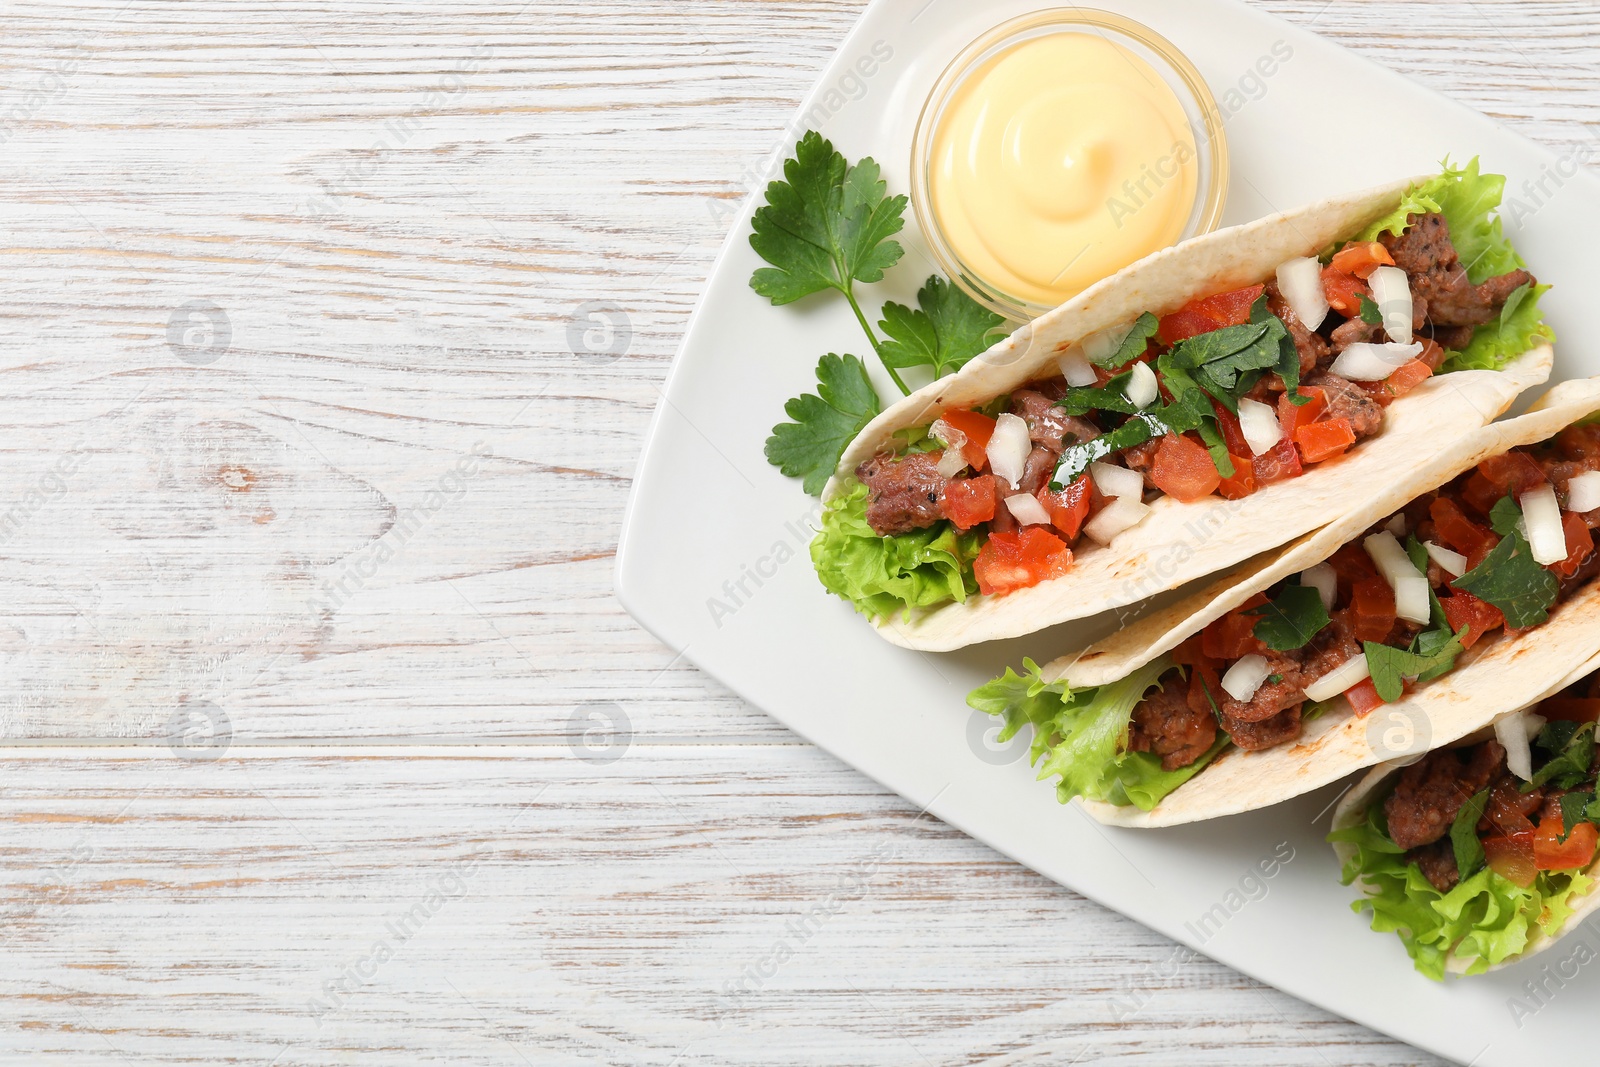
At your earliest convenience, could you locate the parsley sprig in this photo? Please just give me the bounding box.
[752,132,1005,496]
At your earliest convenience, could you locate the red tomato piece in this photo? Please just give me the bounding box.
[1439,591,1505,649]
[1321,266,1369,318]
[1252,436,1303,486]
[973,527,1074,597]
[1350,578,1397,643]
[1277,387,1327,439]
[1193,284,1265,327]
[1534,819,1599,872]
[1157,306,1223,346]
[1295,417,1357,463]
[1148,433,1222,503]
[1036,476,1092,542]
[941,409,997,470]
[1553,511,1594,578]
[1383,359,1434,400]
[1212,401,1249,457]
[1429,497,1498,561]
[1216,453,1257,500]
[1463,452,1547,516]
[1345,678,1385,716]
[1201,593,1269,661]
[1484,832,1539,887]
[940,476,997,531]
[1330,242,1395,279]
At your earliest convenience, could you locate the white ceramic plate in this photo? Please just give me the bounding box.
[617,1,1600,1060]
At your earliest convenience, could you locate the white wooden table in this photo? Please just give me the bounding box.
[1,2,1594,1062]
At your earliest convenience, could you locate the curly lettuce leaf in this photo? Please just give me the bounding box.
[811,480,979,618]
[1350,158,1552,373]
[1331,800,1593,980]
[967,655,1223,811]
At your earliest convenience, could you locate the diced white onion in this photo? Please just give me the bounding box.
[1329,341,1424,381]
[1004,493,1051,527]
[1565,471,1600,514]
[1221,654,1273,703]
[1275,256,1329,330]
[1368,265,1414,345]
[1080,323,1135,365]
[1363,531,1431,624]
[1385,514,1407,537]
[1089,461,1144,500]
[930,420,970,479]
[1423,540,1469,578]
[1496,713,1535,781]
[1300,563,1337,612]
[1237,397,1282,457]
[987,413,1031,489]
[1521,484,1568,565]
[1057,347,1098,387]
[1124,361,1159,410]
[1523,712,1548,742]
[1082,495,1150,546]
[1303,653,1371,703]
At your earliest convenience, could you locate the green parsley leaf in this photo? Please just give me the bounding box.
[1057,372,1141,418]
[1358,294,1384,326]
[1363,629,1467,703]
[749,132,906,305]
[1164,321,1278,413]
[764,353,882,495]
[1405,534,1451,631]
[1092,313,1160,368]
[878,276,1005,377]
[1051,412,1169,485]
[1527,722,1596,792]
[1252,294,1308,406]
[1561,792,1595,841]
[1452,496,1560,628]
[1450,788,1489,879]
[1247,583,1331,651]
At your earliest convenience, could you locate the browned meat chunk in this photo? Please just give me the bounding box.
[1217,648,1311,725]
[1330,316,1380,355]
[987,475,1019,534]
[1384,740,1504,850]
[1305,372,1384,439]
[1265,279,1327,376]
[1382,213,1536,327]
[1222,704,1302,752]
[1122,437,1161,472]
[1011,389,1097,453]
[1128,675,1217,771]
[1408,839,1460,893]
[1427,324,1477,351]
[857,452,947,536]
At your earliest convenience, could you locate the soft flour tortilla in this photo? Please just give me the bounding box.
[1057,375,1600,827]
[1331,648,1600,976]
[829,176,1553,652]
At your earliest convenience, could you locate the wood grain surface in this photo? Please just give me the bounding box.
[1,0,1596,1062]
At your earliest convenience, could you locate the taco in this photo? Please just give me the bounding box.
[968,377,1600,826]
[816,161,1552,651]
[1330,654,1600,979]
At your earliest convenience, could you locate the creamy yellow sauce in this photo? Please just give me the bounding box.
[929,33,1200,308]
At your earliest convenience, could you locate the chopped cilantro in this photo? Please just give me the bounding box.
[1093,313,1160,368]
[1247,583,1331,651]
[1526,722,1596,792]
[764,353,882,495]
[1363,628,1467,703]
[1450,789,1489,879]
[1358,294,1384,326]
[1452,495,1560,628]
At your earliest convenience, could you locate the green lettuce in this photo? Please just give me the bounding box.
[1330,801,1593,980]
[1351,158,1552,373]
[811,479,980,618]
[967,655,1226,811]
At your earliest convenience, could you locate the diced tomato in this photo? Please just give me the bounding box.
[1463,452,1547,516]
[1322,265,1369,318]
[1277,386,1327,439]
[1171,634,1218,672]
[1440,591,1505,649]
[1383,359,1433,400]
[974,527,1074,597]
[1429,497,1498,562]
[1417,338,1449,371]
[1534,819,1598,872]
[941,476,998,531]
[1345,678,1385,715]
[1350,578,1398,643]
[1252,436,1303,486]
[1328,542,1380,587]
[1552,511,1594,578]
[1330,241,1395,279]
[1484,832,1539,887]
[1036,476,1092,542]
[1539,698,1600,724]
[1201,593,1269,661]
[1485,778,1538,838]
[1147,433,1222,503]
[1157,306,1223,346]
[1296,417,1357,463]
[1212,401,1249,457]
[941,409,996,470]
[1216,453,1258,500]
[1193,284,1265,327]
